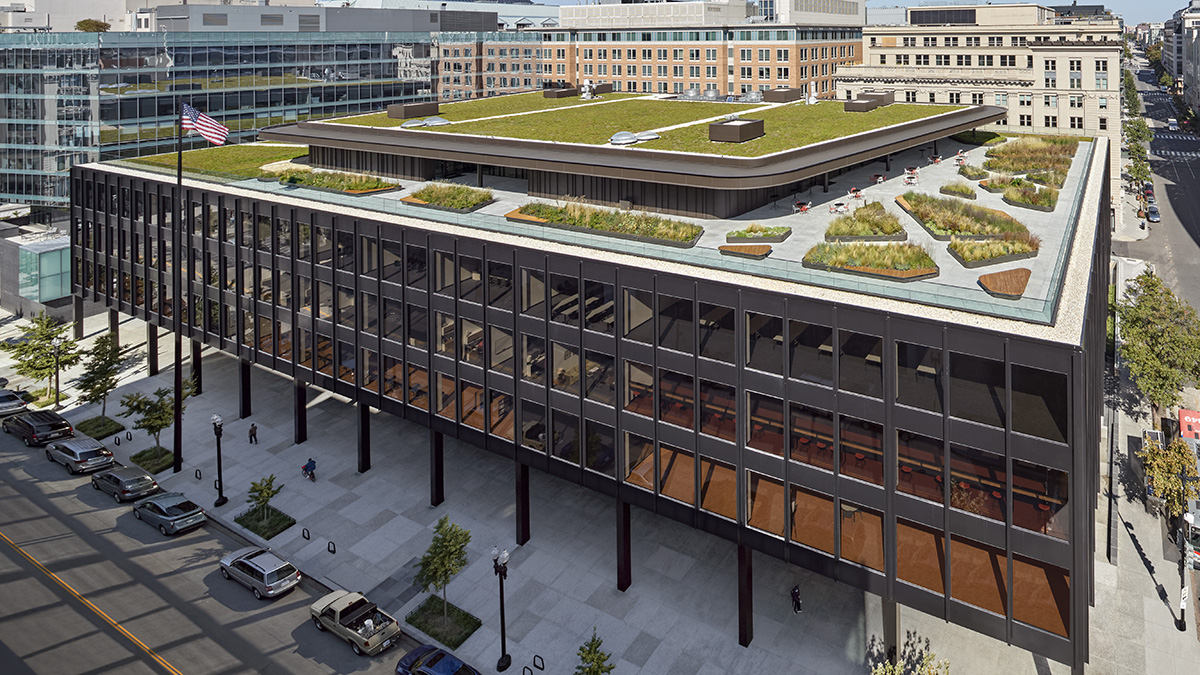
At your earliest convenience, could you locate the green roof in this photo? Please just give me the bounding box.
[329,91,644,126]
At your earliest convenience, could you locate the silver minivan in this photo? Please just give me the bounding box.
[218,547,301,599]
[46,437,114,474]
[0,389,28,417]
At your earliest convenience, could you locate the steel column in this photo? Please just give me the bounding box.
[357,402,371,473]
[738,544,753,647]
[190,339,203,395]
[239,359,251,419]
[617,499,631,591]
[147,323,158,376]
[516,460,530,545]
[430,429,444,506]
[294,379,308,444]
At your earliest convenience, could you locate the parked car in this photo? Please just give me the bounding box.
[132,492,206,536]
[0,389,28,416]
[219,547,302,599]
[91,466,159,503]
[45,437,114,474]
[395,645,482,675]
[1143,183,1155,198]
[1,410,73,447]
[1147,205,1161,222]
[1145,195,1157,206]
[310,590,403,656]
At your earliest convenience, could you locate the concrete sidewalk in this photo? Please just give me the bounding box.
[0,307,1138,674]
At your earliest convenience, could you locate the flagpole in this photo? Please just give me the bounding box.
[176,94,183,185]
[173,93,183,474]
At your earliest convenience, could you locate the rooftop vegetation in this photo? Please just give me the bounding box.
[410,183,493,210]
[517,200,702,244]
[1005,184,1059,209]
[637,102,961,157]
[330,91,645,127]
[958,164,988,180]
[939,181,976,198]
[825,201,903,237]
[728,223,790,238]
[128,144,308,178]
[1027,168,1067,189]
[277,169,393,192]
[899,191,1029,237]
[804,242,936,272]
[949,232,1041,262]
[983,136,1078,174]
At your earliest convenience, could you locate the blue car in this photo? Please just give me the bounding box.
[395,645,481,675]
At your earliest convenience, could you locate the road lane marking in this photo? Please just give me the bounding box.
[0,529,185,675]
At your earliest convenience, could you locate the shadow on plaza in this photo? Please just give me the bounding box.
[864,631,946,674]
[1104,366,1148,425]
[1121,516,1179,619]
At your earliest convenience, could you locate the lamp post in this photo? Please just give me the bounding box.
[50,336,63,410]
[212,414,227,507]
[1179,474,1199,631]
[491,546,511,672]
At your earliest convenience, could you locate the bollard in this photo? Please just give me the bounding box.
[302,528,310,540]
[327,541,336,554]
[213,479,221,491]
[523,669,532,675]
[533,655,544,670]
[114,436,120,446]
[195,468,202,480]
[126,431,132,441]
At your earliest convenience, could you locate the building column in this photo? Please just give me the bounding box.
[172,333,183,473]
[617,499,631,592]
[738,544,753,647]
[293,379,307,444]
[885,153,892,172]
[190,339,203,396]
[72,296,84,340]
[356,402,371,473]
[108,308,120,344]
[883,598,900,666]
[822,173,829,193]
[477,163,484,188]
[147,324,158,376]
[430,429,444,507]
[516,460,530,546]
[932,139,938,156]
[239,359,251,419]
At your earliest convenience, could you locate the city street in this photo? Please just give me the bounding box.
[0,430,408,675]
[1113,66,1200,309]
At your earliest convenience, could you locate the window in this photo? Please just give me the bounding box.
[988,36,1002,47]
[490,391,514,441]
[789,320,833,386]
[896,55,909,65]
[520,268,546,318]
[1098,117,1107,130]
[1095,73,1108,89]
[935,55,950,66]
[700,380,736,442]
[459,256,483,304]
[1013,557,1070,637]
[905,91,917,103]
[584,351,615,405]
[747,392,784,456]
[840,501,884,571]
[949,93,961,104]
[740,48,752,61]
[434,251,454,294]
[747,472,785,536]
[966,36,980,47]
[1019,114,1031,127]
[978,55,992,67]
[549,273,579,327]
[945,37,959,47]
[658,295,693,352]
[1018,94,1032,107]
[585,421,615,476]
[659,369,694,429]
[490,326,513,375]
[949,353,1005,428]
[999,55,1015,67]
[1098,96,1107,109]
[915,55,929,66]
[758,48,770,62]
[623,360,653,417]
[951,537,1007,616]
[971,93,983,105]
[1070,116,1083,129]
[840,417,883,485]
[521,334,546,385]
[903,37,916,47]
[777,49,789,61]
[1044,115,1057,128]
[929,92,936,103]
[956,55,970,67]
[489,262,513,311]
[839,331,883,398]
[995,93,1007,106]
[1012,460,1069,540]
[460,380,485,430]
[435,373,455,420]
[551,410,579,464]
[923,37,936,47]
[898,432,943,503]
[659,443,695,504]
[1068,94,1082,108]
[896,342,942,412]
[790,485,835,554]
[624,433,653,490]
[746,312,784,375]
[950,444,1006,522]
[699,456,736,520]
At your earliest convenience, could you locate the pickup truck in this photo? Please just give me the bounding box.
[309,590,403,656]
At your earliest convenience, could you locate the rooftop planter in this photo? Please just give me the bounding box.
[276,169,399,196]
[824,201,906,242]
[719,244,772,259]
[1002,184,1059,212]
[977,176,1027,193]
[939,181,977,200]
[983,136,1077,174]
[957,164,988,180]
[947,233,1041,269]
[727,223,791,244]
[403,183,494,213]
[1027,169,1067,189]
[802,242,938,282]
[896,192,1029,241]
[507,201,703,248]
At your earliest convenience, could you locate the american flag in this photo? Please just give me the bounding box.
[181,102,229,146]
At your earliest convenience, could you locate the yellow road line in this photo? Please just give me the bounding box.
[0,529,184,675]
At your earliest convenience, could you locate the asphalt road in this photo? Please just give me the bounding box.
[0,430,405,675]
[1113,66,1200,309]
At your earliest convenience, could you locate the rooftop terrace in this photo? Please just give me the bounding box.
[113,102,1103,339]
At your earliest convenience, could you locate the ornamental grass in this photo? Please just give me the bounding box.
[983,174,1028,190]
[901,191,1028,237]
[941,181,976,197]
[411,182,494,209]
[825,201,903,237]
[1004,184,1059,208]
[983,136,1077,174]
[804,242,935,271]
[729,222,791,238]
[277,169,393,191]
[1028,169,1067,188]
[958,164,988,180]
[518,199,703,243]
[948,232,1041,262]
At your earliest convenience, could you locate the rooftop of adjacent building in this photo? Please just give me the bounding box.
[96,93,1108,343]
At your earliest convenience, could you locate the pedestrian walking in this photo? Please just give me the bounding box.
[248,423,258,444]
[791,585,803,614]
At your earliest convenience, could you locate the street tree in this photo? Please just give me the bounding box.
[1127,158,1151,190]
[1137,438,1200,519]
[574,627,616,675]
[0,311,81,403]
[415,516,471,620]
[75,19,110,32]
[871,652,951,675]
[1123,118,1154,145]
[118,380,195,450]
[1116,271,1200,425]
[77,331,134,418]
[246,474,284,526]
[1159,71,1175,89]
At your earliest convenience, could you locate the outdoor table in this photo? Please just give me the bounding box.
[871,173,885,183]
[905,166,918,174]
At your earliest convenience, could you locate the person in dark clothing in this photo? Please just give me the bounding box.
[248,423,258,444]
[302,458,316,480]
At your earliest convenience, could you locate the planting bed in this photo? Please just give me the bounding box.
[406,183,494,212]
[896,192,1029,241]
[727,224,792,244]
[803,242,938,281]
[824,202,906,242]
[507,204,703,247]
[983,136,1077,174]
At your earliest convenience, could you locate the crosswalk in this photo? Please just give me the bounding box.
[1155,150,1200,158]
[1154,133,1195,141]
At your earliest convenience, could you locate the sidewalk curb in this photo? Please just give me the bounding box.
[203,507,343,596]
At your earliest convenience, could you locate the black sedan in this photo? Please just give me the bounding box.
[395,645,481,675]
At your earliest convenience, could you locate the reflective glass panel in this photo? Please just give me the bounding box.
[789,320,833,386]
[698,302,735,363]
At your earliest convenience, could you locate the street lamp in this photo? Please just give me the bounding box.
[212,414,228,507]
[1179,473,1199,631]
[50,336,63,411]
[491,546,511,672]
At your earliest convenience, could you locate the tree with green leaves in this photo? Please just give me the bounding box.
[118,380,196,450]
[1127,156,1151,190]
[574,627,615,675]
[247,474,284,525]
[1138,438,1200,518]
[871,652,950,675]
[75,19,110,33]
[1159,71,1175,89]
[415,516,471,620]
[1116,271,1200,426]
[1124,117,1154,145]
[77,331,133,418]
[0,311,81,404]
